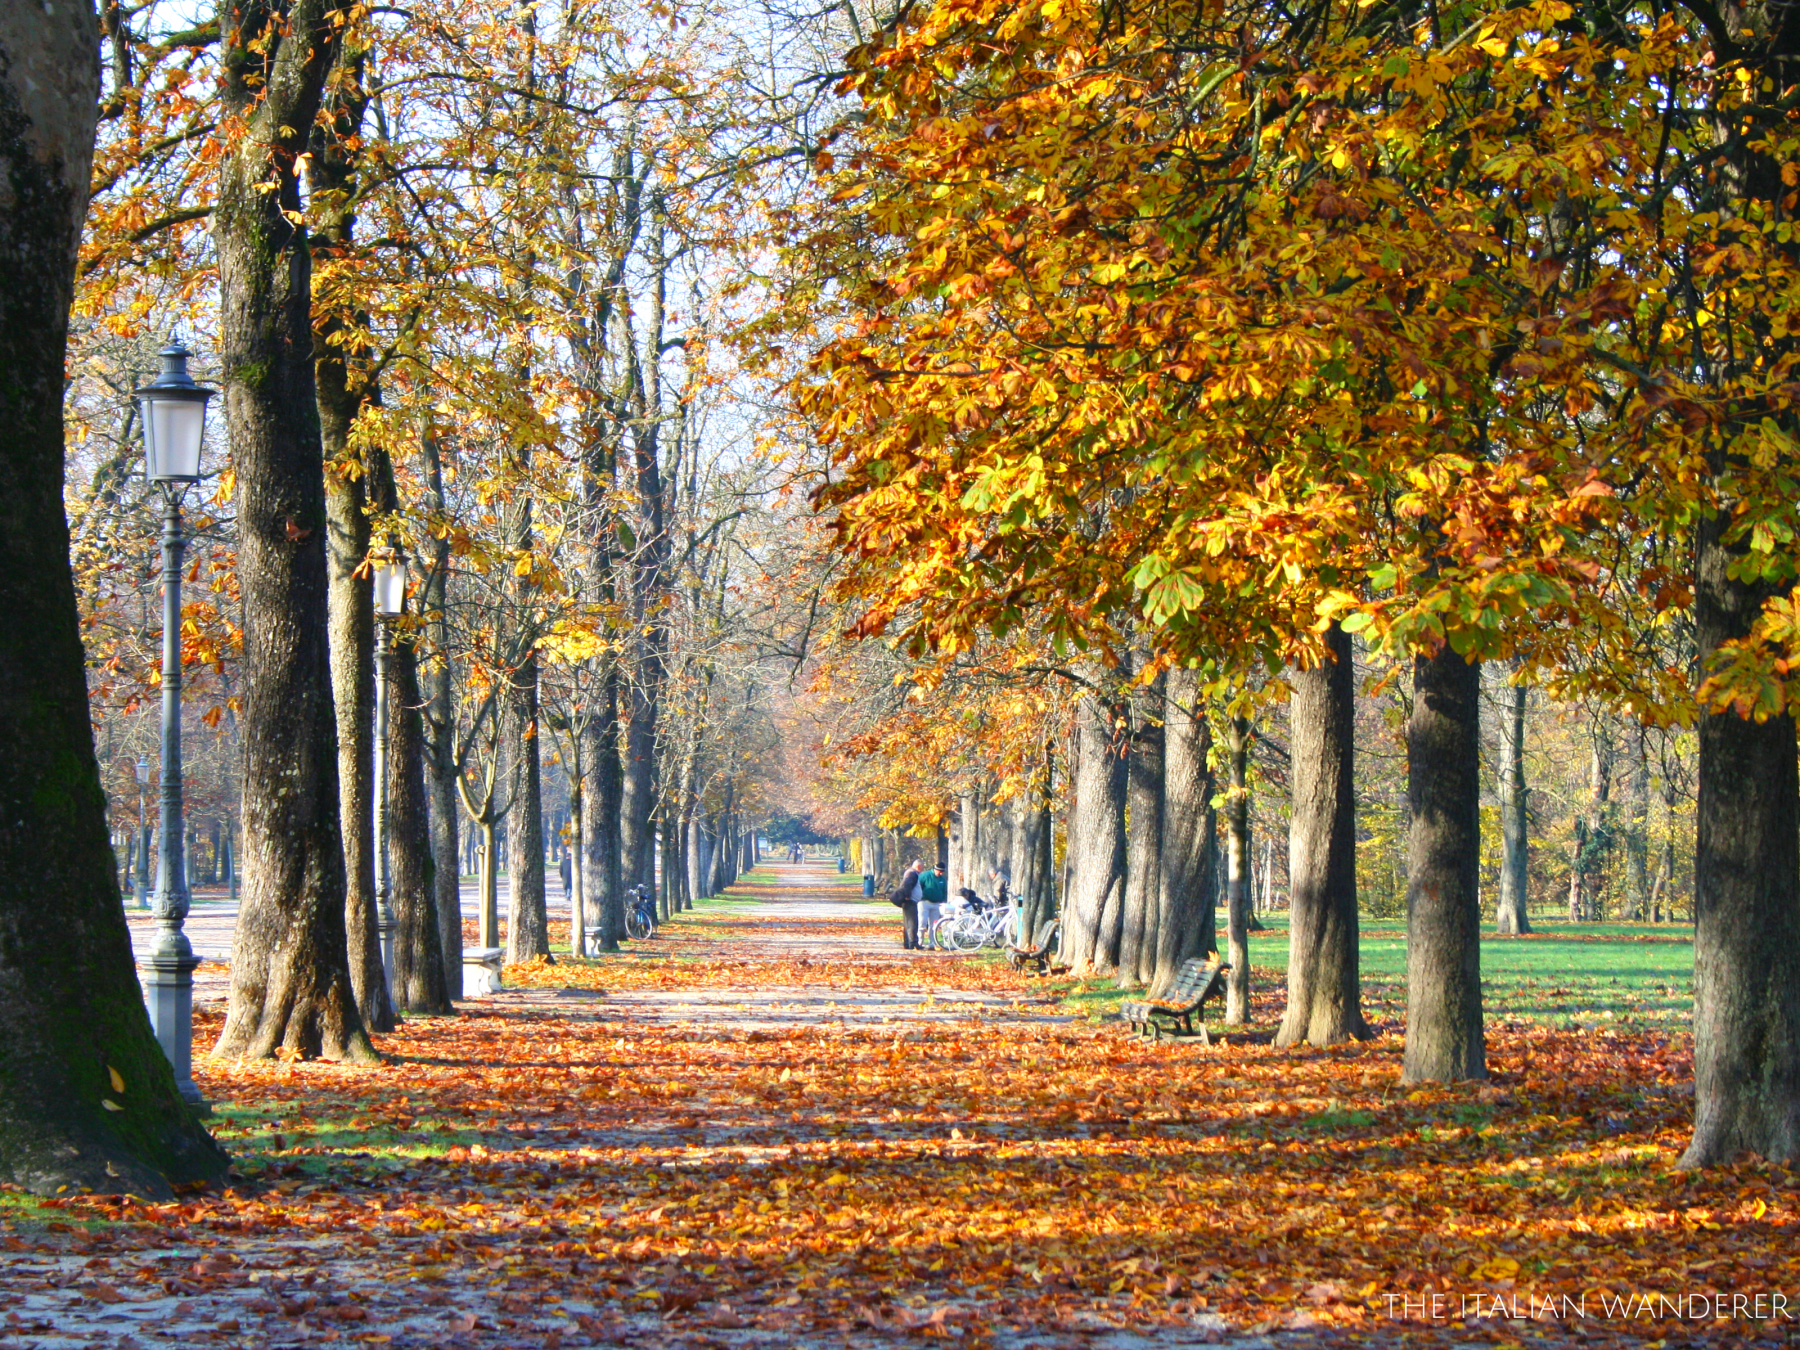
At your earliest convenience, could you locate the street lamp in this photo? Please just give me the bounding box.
[134,755,151,909]
[372,546,406,997]
[133,336,214,1108]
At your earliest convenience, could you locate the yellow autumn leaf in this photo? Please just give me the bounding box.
[102,1099,124,1112]
[108,1065,125,1094]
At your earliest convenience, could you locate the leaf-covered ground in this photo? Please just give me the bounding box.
[6,864,1795,1348]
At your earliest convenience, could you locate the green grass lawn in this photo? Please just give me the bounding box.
[1054,911,1694,1032]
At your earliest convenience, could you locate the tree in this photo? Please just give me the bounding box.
[1061,690,1127,977]
[1222,714,1253,1026]
[1277,623,1369,1047]
[385,621,450,1013]
[212,0,375,1063]
[312,28,394,1033]
[0,0,227,1194]
[1495,673,1531,935]
[1403,646,1484,1083]
[1116,671,1164,988]
[1153,666,1217,992]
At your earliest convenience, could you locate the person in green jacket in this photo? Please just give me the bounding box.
[917,861,948,951]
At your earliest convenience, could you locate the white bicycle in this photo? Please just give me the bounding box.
[931,892,1020,951]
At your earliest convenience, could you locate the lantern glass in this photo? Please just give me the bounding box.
[136,756,150,786]
[142,395,206,482]
[375,559,407,616]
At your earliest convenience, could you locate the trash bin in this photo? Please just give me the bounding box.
[863,874,875,897]
[837,856,847,874]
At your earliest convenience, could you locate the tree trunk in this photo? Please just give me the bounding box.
[1155,668,1217,992]
[1680,512,1800,1167]
[504,655,549,962]
[1495,674,1531,934]
[386,629,448,1013]
[1018,742,1052,935]
[213,0,374,1063]
[1117,674,1164,988]
[1277,624,1370,1047]
[1062,693,1127,977]
[1570,730,1611,922]
[1624,722,1650,920]
[1223,716,1252,1025]
[688,813,709,901]
[1402,645,1485,1083]
[478,816,500,949]
[419,433,462,996]
[582,663,625,949]
[0,2,230,1194]
[568,780,587,955]
[312,43,390,1033]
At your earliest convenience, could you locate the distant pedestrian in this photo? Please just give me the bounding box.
[918,860,948,951]
[891,860,924,950]
[560,850,572,898]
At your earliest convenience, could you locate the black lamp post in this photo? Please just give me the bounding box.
[373,546,406,995]
[133,337,214,1107]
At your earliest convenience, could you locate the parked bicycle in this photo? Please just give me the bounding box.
[930,888,1020,951]
[626,883,658,941]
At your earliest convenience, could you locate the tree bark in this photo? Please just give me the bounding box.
[1569,729,1612,922]
[386,628,449,1012]
[504,652,550,962]
[1223,716,1252,1024]
[1117,674,1164,988]
[1624,722,1650,920]
[1495,674,1531,934]
[1402,644,1485,1083]
[582,663,626,949]
[1277,624,1370,1047]
[1062,692,1127,977]
[212,0,374,1063]
[1680,512,1800,1166]
[0,1,230,1194]
[419,433,461,995]
[310,32,390,1034]
[1154,667,1216,993]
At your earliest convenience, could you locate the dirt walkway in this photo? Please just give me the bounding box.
[490,861,1070,1031]
[10,862,1746,1350]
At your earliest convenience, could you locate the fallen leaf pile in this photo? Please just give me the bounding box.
[8,864,1796,1348]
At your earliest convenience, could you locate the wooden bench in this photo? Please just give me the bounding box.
[1007,919,1060,974]
[1120,954,1228,1042]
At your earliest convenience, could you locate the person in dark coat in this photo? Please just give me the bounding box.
[892,860,924,950]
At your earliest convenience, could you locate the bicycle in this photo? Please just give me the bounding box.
[626,884,658,941]
[931,890,1020,951]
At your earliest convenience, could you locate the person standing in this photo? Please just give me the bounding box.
[918,860,949,951]
[892,859,924,950]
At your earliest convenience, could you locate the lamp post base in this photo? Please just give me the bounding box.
[142,922,207,1110]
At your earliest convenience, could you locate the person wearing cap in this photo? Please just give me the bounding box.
[917,860,949,950]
